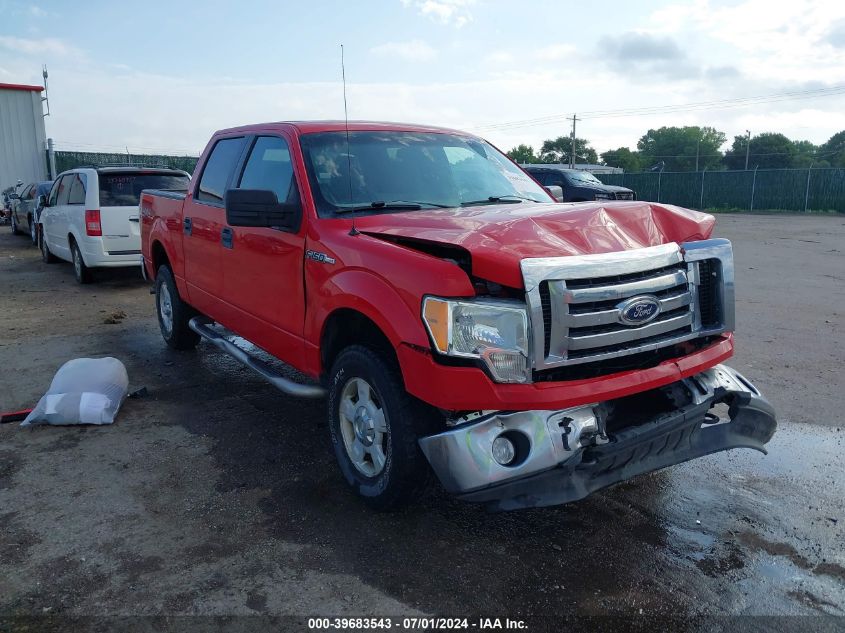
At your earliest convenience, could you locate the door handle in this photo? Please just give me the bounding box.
[221,227,233,249]
[183,217,192,235]
[129,217,139,222]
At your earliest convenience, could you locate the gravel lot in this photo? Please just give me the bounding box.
[1,214,843,629]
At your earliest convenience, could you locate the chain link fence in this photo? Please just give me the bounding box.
[595,168,845,212]
[53,151,199,176]
[50,152,844,213]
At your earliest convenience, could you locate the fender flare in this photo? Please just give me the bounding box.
[308,268,431,372]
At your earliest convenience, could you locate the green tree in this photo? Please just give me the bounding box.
[724,132,796,169]
[600,147,642,172]
[819,130,845,167]
[637,126,726,171]
[793,140,822,168]
[507,144,539,164]
[539,136,598,165]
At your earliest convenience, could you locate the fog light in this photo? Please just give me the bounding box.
[492,435,516,466]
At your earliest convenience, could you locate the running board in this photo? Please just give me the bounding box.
[188,317,326,399]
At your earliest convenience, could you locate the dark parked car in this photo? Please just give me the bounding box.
[11,180,53,244]
[522,165,635,202]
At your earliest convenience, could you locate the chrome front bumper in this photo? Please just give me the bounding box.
[418,364,776,510]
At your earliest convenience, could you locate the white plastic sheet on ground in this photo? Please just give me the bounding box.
[21,357,129,426]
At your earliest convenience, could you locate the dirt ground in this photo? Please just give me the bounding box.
[1,214,843,630]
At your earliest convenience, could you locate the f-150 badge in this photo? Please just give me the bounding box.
[305,250,336,265]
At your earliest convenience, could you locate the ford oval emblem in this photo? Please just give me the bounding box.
[617,295,661,325]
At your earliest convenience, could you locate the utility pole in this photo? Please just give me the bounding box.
[567,114,579,169]
[695,137,700,172]
[744,129,751,170]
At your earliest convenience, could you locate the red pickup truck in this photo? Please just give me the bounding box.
[140,121,776,511]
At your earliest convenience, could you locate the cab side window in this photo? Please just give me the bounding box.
[67,174,87,205]
[197,137,245,204]
[237,136,301,207]
[545,172,564,187]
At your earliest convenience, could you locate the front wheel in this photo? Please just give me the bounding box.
[155,265,199,350]
[29,216,37,245]
[327,345,432,510]
[10,213,21,235]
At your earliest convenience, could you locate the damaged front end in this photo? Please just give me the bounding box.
[418,365,776,511]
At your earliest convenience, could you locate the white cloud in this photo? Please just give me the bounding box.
[485,51,514,64]
[647,0,845,83]
[534,44,576,61]
[370,40,437,61]
[0,36,80,57]
[401,0,476,28]
[29,6,52,17]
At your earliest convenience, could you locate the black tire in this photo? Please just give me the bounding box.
[70,239,93,284]
[10,212,21,235]
[29,215,38,245]
[327,345,432,510]
[155,265,200,350]
[40,228,57,263]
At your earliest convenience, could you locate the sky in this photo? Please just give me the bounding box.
[1,0,844,158]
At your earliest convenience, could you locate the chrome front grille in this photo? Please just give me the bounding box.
[614,192,634,200]
[522,240,735,371]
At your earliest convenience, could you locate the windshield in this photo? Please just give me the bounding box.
[98,172,190,207]
[565,170,603,185]
[299,131,551,216]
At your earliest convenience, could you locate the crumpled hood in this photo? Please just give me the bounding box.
[357,201,715,288]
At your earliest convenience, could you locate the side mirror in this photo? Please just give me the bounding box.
[545,185,564,202]
[38,194,47,208]
[225,189,300,231]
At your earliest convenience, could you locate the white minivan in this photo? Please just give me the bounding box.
[39,167,190,283]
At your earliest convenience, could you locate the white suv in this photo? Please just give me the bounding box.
[39,167,190,283]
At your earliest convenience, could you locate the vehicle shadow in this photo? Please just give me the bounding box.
[166,342,686,619]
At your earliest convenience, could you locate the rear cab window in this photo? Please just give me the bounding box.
[99,171,191,207]
[197,137,246,204]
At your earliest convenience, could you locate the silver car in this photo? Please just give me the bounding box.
[10,180,53,245]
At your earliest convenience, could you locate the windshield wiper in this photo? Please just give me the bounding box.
[334,200,452,214]
[460,194,537,207]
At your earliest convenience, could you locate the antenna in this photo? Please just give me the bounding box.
[41,65,50,117]
[341,44,358,236]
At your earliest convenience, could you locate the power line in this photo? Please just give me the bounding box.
[475,84,845,132]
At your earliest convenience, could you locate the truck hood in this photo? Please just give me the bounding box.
[596,184,635,194]
[357,201,714,288]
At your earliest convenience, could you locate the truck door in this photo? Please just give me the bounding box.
[220,134,307,365]
[182,136,247,316]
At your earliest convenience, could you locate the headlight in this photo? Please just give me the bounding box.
[422,297,530,383]
[594,192,613,200]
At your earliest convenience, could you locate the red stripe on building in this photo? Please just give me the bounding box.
[0,83,45,92]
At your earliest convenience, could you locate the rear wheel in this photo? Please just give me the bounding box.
[40,229,57,263]
[327,345,432,510]
[155,265,199,350]
[70,239,92,284]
